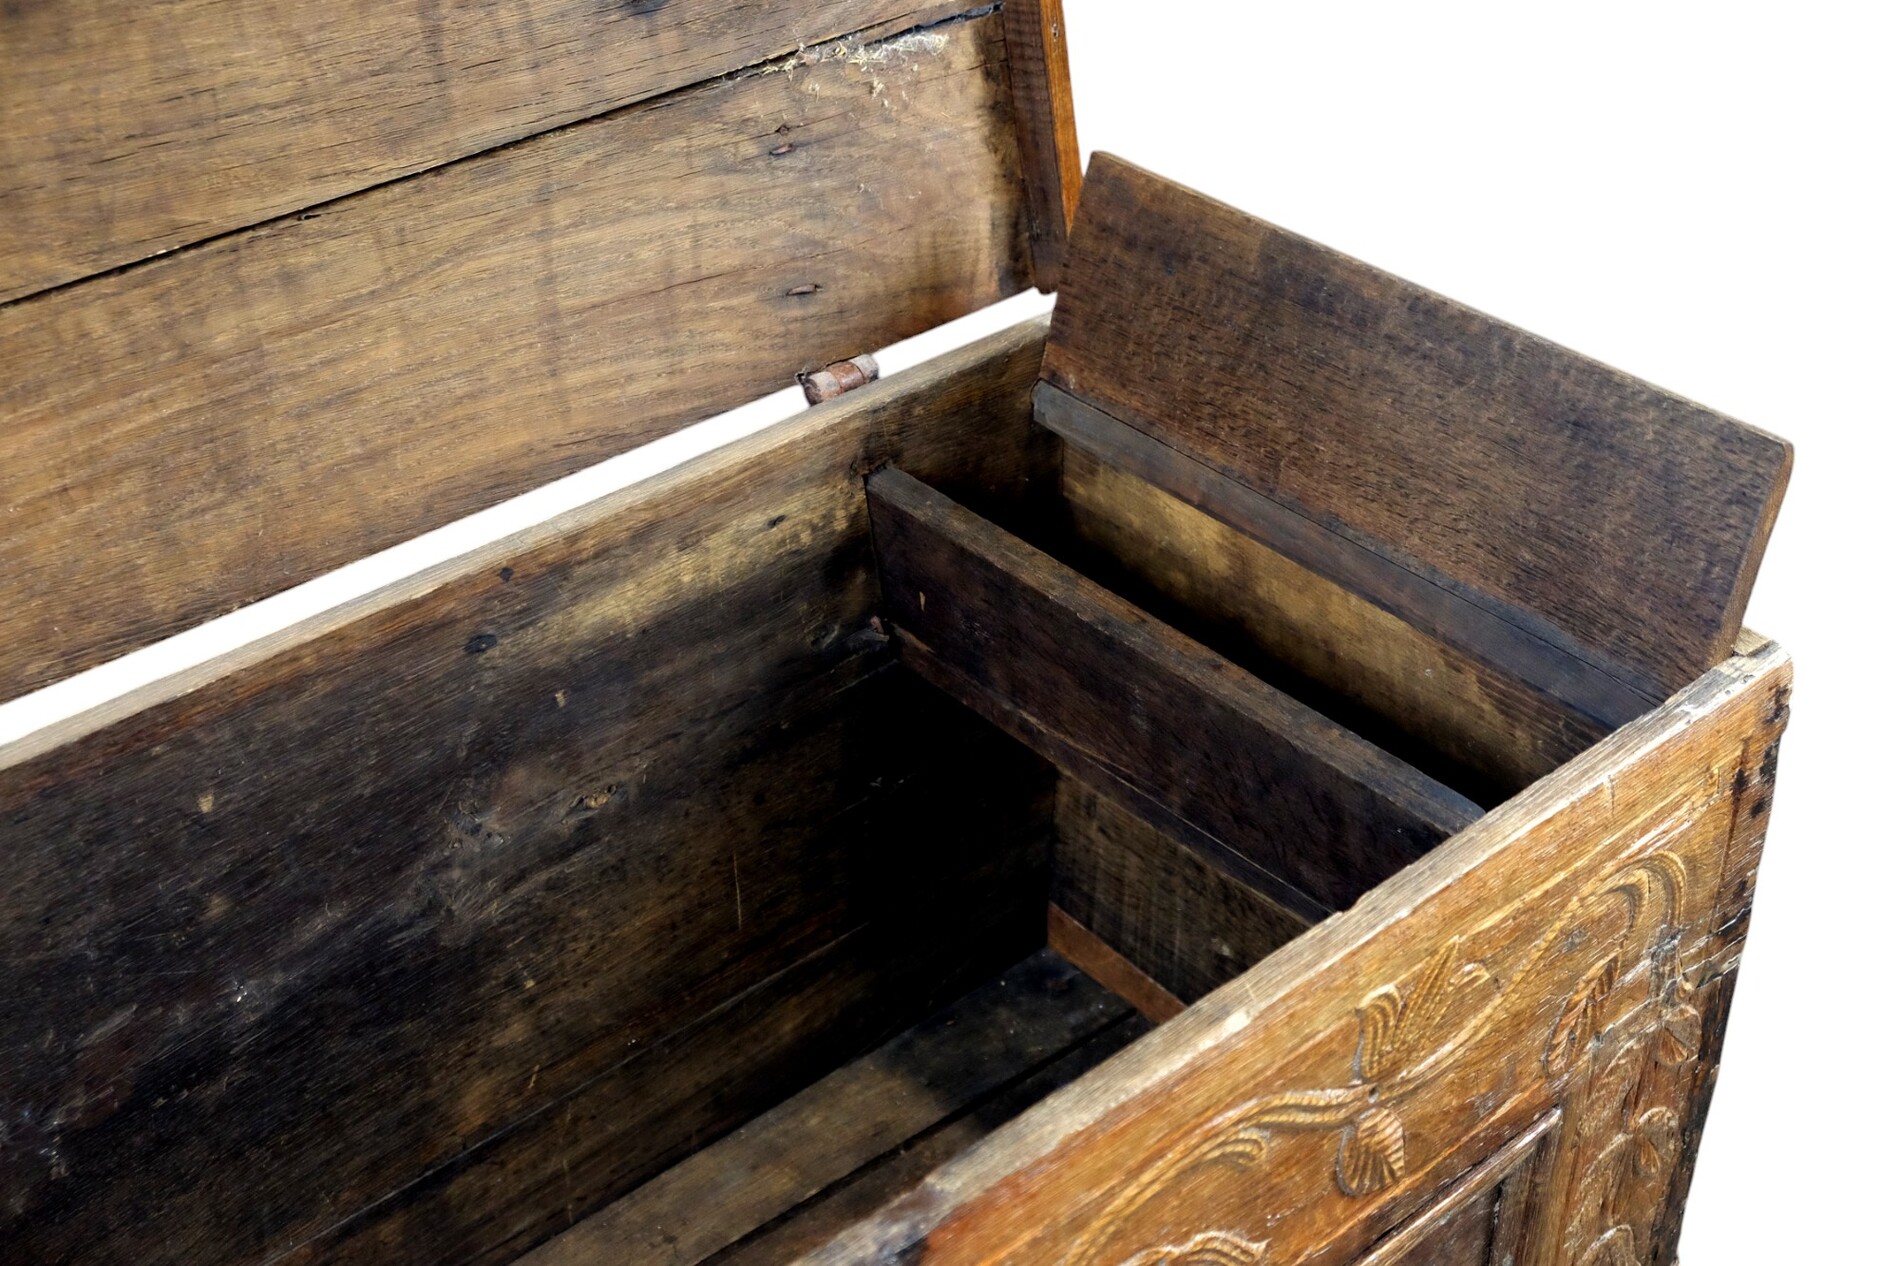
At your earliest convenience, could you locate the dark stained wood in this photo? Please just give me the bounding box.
[1039,384,1652,733]
[714,1019,1148,1266]
[520,951,1134,1266]
[866,466,1483,919]
[1051,780,1310,1006]
[1055,446,1606,801]
[302,832,1052,1266]
[1046,904,1185,1025]
[0,9,1034,704]
[1002,0,1083,289]
[1043,154,1793,709]
[0,319,1056,1266]
[0,0,979,302]
[803,639,1792,1265]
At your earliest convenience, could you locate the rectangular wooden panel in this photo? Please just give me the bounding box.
[0,319,1056,1266]
[0,0,968,302]
[805,638,1791,1265]
[867,466,1483,920]
[0,9,1031,704]
[1051,780,1310,1006]
[1055,447,1606,801]
[1043,154,1793,711]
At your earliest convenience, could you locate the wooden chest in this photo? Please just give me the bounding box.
[1,4,1792,1264]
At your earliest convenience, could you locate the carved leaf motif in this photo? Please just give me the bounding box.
[1336,1107,1405,1196]
[1655,1001,1702,1066]
[1355,987,1404,1081]
[1239,1087,1365,1133]
[1119,1231,1272,1266]
[1545,954,1619,1077]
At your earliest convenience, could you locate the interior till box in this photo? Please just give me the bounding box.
[513,361,1612,1265]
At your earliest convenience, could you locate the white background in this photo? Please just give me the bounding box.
[0,3,1890,1259]
[1063,1,1894,1259]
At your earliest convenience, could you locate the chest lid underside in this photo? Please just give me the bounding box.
[0,0,1081,705]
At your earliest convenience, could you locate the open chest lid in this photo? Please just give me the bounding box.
[0,0,1081,703]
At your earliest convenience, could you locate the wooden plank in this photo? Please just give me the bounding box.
[1002,0,1083,289]
[1056,446,1607,800]
[1046,905,1185,1025]
[800,639,1793,1265]
[0,0,980,302]
[717,1018,1148,1266]
[300,830,1052,1266]
[1043,154,1793,707]
[0,9,1033,704]
[866,466,1483,919]
[1051,780,1310,1006]
[0,318,1055,1266]
[1039,384,1653,733]
[520,950,1132,1266]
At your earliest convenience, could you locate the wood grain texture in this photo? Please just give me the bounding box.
[714,1018,1148,1266]
[867,466,1483,919]
[1051,780,1310,1007]
[1002,0,1082,288]
[0,318,1056,1266]
[1056,447,1606,802]
[0,9,1031,704]
[520,950,1134,1266]
[1044,154,1793,709]
[1046,904,1185,1025]
[0,0,976,302]
[802,638,1792,1265]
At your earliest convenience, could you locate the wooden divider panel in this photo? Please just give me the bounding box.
[0,7,1036,703]
[806,639,1792,1264]
[1041,154,1792,720]
[866,466,1482,921]
[0,0,974,302]
[0,318,1057,1266]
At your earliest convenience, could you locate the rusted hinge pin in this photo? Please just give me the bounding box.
[799,354,880,405]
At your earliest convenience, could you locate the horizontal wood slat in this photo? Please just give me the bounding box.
[1056,447,1607,802]
[1038,383,1655,731]
[519,950,1137,1266]
[0,8,1031,704]
[1043,154,1792,709]
[0,0,971,303]
[0,318,1055,1266]
[866,466,1483,920]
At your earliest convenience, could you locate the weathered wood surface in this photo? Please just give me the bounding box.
[1046,904,1185,1025]
[0,9,1031,704]
[1002,0,1082,288]
[0,0,979,302]
[1057,446,1608,804]
[1051,780,1310,1007]
[1356,1115,1551,1266]
[521,951,1138,1266]
[803,639,1792,1265]
[1043,154,1793,715]
[0,318,1056,1266]
[867,466,1482,920]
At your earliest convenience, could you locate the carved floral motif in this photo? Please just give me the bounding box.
[1064,846,1698,1266]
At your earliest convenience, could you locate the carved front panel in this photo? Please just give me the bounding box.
[880,647,1790,1266]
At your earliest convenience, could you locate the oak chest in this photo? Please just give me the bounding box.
[1,4,1792,1264]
